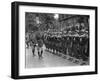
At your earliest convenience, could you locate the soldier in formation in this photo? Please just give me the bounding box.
[43,31,89,62]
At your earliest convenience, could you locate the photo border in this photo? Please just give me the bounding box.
[11,1,98,79]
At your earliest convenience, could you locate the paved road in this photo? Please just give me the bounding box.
[25,45,79,68]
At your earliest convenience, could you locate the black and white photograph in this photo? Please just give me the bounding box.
[25,13,89,68]
[11,1,97,79]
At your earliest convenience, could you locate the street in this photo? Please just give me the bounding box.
[25,45,79,68]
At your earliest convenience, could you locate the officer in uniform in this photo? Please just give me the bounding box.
[37,39,44,58]
[30,40,36,56]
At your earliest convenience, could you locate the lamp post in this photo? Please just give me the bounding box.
[54,14,59,29]
[36,16,40,25]
[54,14,59,20]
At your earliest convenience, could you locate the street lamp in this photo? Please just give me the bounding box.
[36,17,40,24]
[54,14,59,20]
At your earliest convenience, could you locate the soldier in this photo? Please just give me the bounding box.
[81,36,89,61]
[68,35,73,57]
[25,37,29,48]
[75,36,80,59]
[72,36,79,59]
[79,36,87,61]
[37,39,44,59]
[35,31,44,58]
[84,37,89,57]
[66,36,70,55]
[30,40,36,56]
[51,36,55,54]
[46,36,50,50]
[25,33,30,48]
[57,36,62,54]
[62,35,67,55]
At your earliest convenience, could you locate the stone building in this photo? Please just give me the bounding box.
[59,14,89,32]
